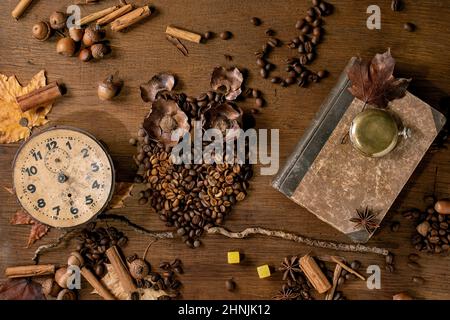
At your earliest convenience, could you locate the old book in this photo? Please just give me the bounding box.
[272,57,447,243]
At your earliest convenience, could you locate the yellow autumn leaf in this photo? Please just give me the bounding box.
[0,70,53,144]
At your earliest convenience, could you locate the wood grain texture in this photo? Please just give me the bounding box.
[0,0,449,300]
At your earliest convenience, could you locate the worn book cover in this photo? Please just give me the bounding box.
[272,57,447,243]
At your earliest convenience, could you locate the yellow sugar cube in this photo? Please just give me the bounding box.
[227,251,241,264]
[257,265,271,279]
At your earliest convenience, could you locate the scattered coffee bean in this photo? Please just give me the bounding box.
[251,17,261,26]
[225,279,236,291]
[350,260,361,270]
[385,253,394,265]
[391,0,403,11]
[404,22,416,32]
[265,28,275,36]
[252,89,261,98]
[412,276,425,286]
[260,68,268,78]
[385,264,395,273]
[345,273,356,281]
[220,31,232,40]
[255,98,265,108]
[407,261,421,270]
[337,276,345,286]
[408,253,420,262]
[203,31,213,40]
[391,221,400,232]
[129,137,137,146]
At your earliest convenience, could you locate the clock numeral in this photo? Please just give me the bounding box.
[27,184,36,193]
[37,198,46,208]
[32,151,42,161]
[46,140,58,150]
[91,162,100,172]
[70,207,79,215]
[85,195,94,205]
[66,141,72,150]
[81,148,89,158]
[52,206,61,216]
[92,180,100,189]
[25,166,38,176]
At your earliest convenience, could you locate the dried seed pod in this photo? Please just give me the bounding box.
[56,37,76,57]
[82,26,105,47]
[69,27,84,42]
[41,278,62,297]
[57,289,77,300]
[78,48,92,62]
[140,73,176,103]
[91,43,110,59]
[204,102,243,140]
[54,267,70,289]
[67,251,84,267]
[98,74,123,101]
[129,258,150,280]
[32,21,52,41]
[49,11,67,30]
[210,66,244,101]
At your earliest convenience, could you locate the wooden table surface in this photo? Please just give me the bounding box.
[1,0,449,300]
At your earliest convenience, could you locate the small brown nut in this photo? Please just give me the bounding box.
[393,292,413,300]
[56,37,76,57]
[91,43,110,59]
[82,26,105,47]
[69,27,84,42]
[57,289,77,300]
[435,200,450,215]
[68,251,84,267]
[55,266,70,289]
[41,278,62,297]
[78,48,92,62]
[129,258,150,280]
[49,11,67,30]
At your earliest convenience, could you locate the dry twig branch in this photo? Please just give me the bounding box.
[32,229,79,263]
[206,226,390,256]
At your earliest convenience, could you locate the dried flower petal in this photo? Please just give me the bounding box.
[140,73,176,103]
[204,102,243,140]
[210,67,243,101]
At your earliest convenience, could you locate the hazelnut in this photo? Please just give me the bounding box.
[67,251,84,267]
[55,266,70,289]
[82,26,105,47]
[56,37,76,57]
[57,289,77,300]
[41,278,62,297]
[91,43,110,59]
[78,48,92,62]
[98,74,123,101]
[393,292,413,300]
[129,258,150,280]
[69,27,84,42]
[49,11,67,30]
[32,21,52,41]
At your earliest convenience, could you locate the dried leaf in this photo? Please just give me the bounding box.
[107,182,134,209]
[92,264,166,300]
[28,223,50,247]
[0,70,53,143]
[347,50,411,108]
[0,279,45,300]
[10,210,51,247]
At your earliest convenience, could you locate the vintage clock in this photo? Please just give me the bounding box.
[13,126,115,228]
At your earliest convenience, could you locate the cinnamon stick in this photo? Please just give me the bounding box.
[165,26,202,44]
[331,256,366,281]
[16,82,63,112]
[97,4,133,26]
[299,254,331,294]
[12,0,33,20]
[5,264,55,278]
[80,5,121,26]
[325,264,342,300]
[110,5,152,32]
[81,267,115,300]
[106,246,137,294]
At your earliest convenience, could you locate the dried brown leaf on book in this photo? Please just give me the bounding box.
[0,279,45,300]
[10,210,51,247]
[0,70,53,144]
[92,264,166,300]
[347,50,411,108]
[107,182,134,209]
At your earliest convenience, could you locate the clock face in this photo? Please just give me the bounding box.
[13,127,115,228]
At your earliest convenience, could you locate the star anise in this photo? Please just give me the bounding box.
[350,207,380,234]
[278,256,302,281]
[272,286,300,301]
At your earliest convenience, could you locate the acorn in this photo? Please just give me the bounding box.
[69,27,84,42]
[49,11,67,30]
[67,251,84,267]
[129,258,150,280]
[56,37,76,57]
[41,278,62,298]
[55,266,70,289]
[91,43,110,59]
[78,48,92,62]
[32,21,52,41]
[98,74,123,101]
[82,26,105,47]
[57,289,77,300]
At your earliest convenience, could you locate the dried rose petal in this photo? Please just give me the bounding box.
[204,102,243,140]
[143,98,190,148]
[210,67,243,101]
[140,73,176,103]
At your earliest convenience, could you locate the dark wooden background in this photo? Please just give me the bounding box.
[1,0,449,300]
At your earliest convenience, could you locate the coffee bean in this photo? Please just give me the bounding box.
[312,0,321,6]
[251,17,261,26]
[203,31,213,40]
[345,273,356,281]
[260,68,268,78]
[220,31,232,40]
[385,253,394,265]
[255,98,265,108]
[252,89,261,98]
[225,279,236,291]
[404,23,416,32]
[265,28,275,36]
[271,77,282,84]
[295,19,306,30]
[391,0,403,11]
[256,58,266,67]
[337,276,345,286]
[391,221,400,232]
[408,253,420,262]
[350,260,361,270]
[385,264,395,273]
[412,276,425,286]
[407,261,421,270]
